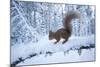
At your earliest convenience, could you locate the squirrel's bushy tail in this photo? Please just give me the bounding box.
[63,11,80,33]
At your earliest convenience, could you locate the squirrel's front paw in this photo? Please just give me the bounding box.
[62,41,66,44]
[54,42,57,44]
[62,42,64,44]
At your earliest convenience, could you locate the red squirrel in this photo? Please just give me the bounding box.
[49,11,80,44]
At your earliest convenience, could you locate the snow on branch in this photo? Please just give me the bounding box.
[11,35,95,66]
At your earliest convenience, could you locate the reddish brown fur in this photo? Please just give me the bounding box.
[49,11,80,44]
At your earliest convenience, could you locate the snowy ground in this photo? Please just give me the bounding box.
[11,34,95,66]
[17,48,95,66]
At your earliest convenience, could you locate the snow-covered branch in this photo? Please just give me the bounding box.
[11,35,95,66]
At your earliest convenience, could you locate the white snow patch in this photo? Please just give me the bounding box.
[11,34,95,63]
[17,48,95,66]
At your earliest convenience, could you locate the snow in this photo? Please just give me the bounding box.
[17,48,95,66]
[10,1,95,66]
[11,34,95,65]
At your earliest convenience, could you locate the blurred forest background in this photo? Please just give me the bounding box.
[10,0,95,45]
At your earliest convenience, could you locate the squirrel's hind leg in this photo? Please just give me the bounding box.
[62,38,68,44]
[54,38,60,44]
